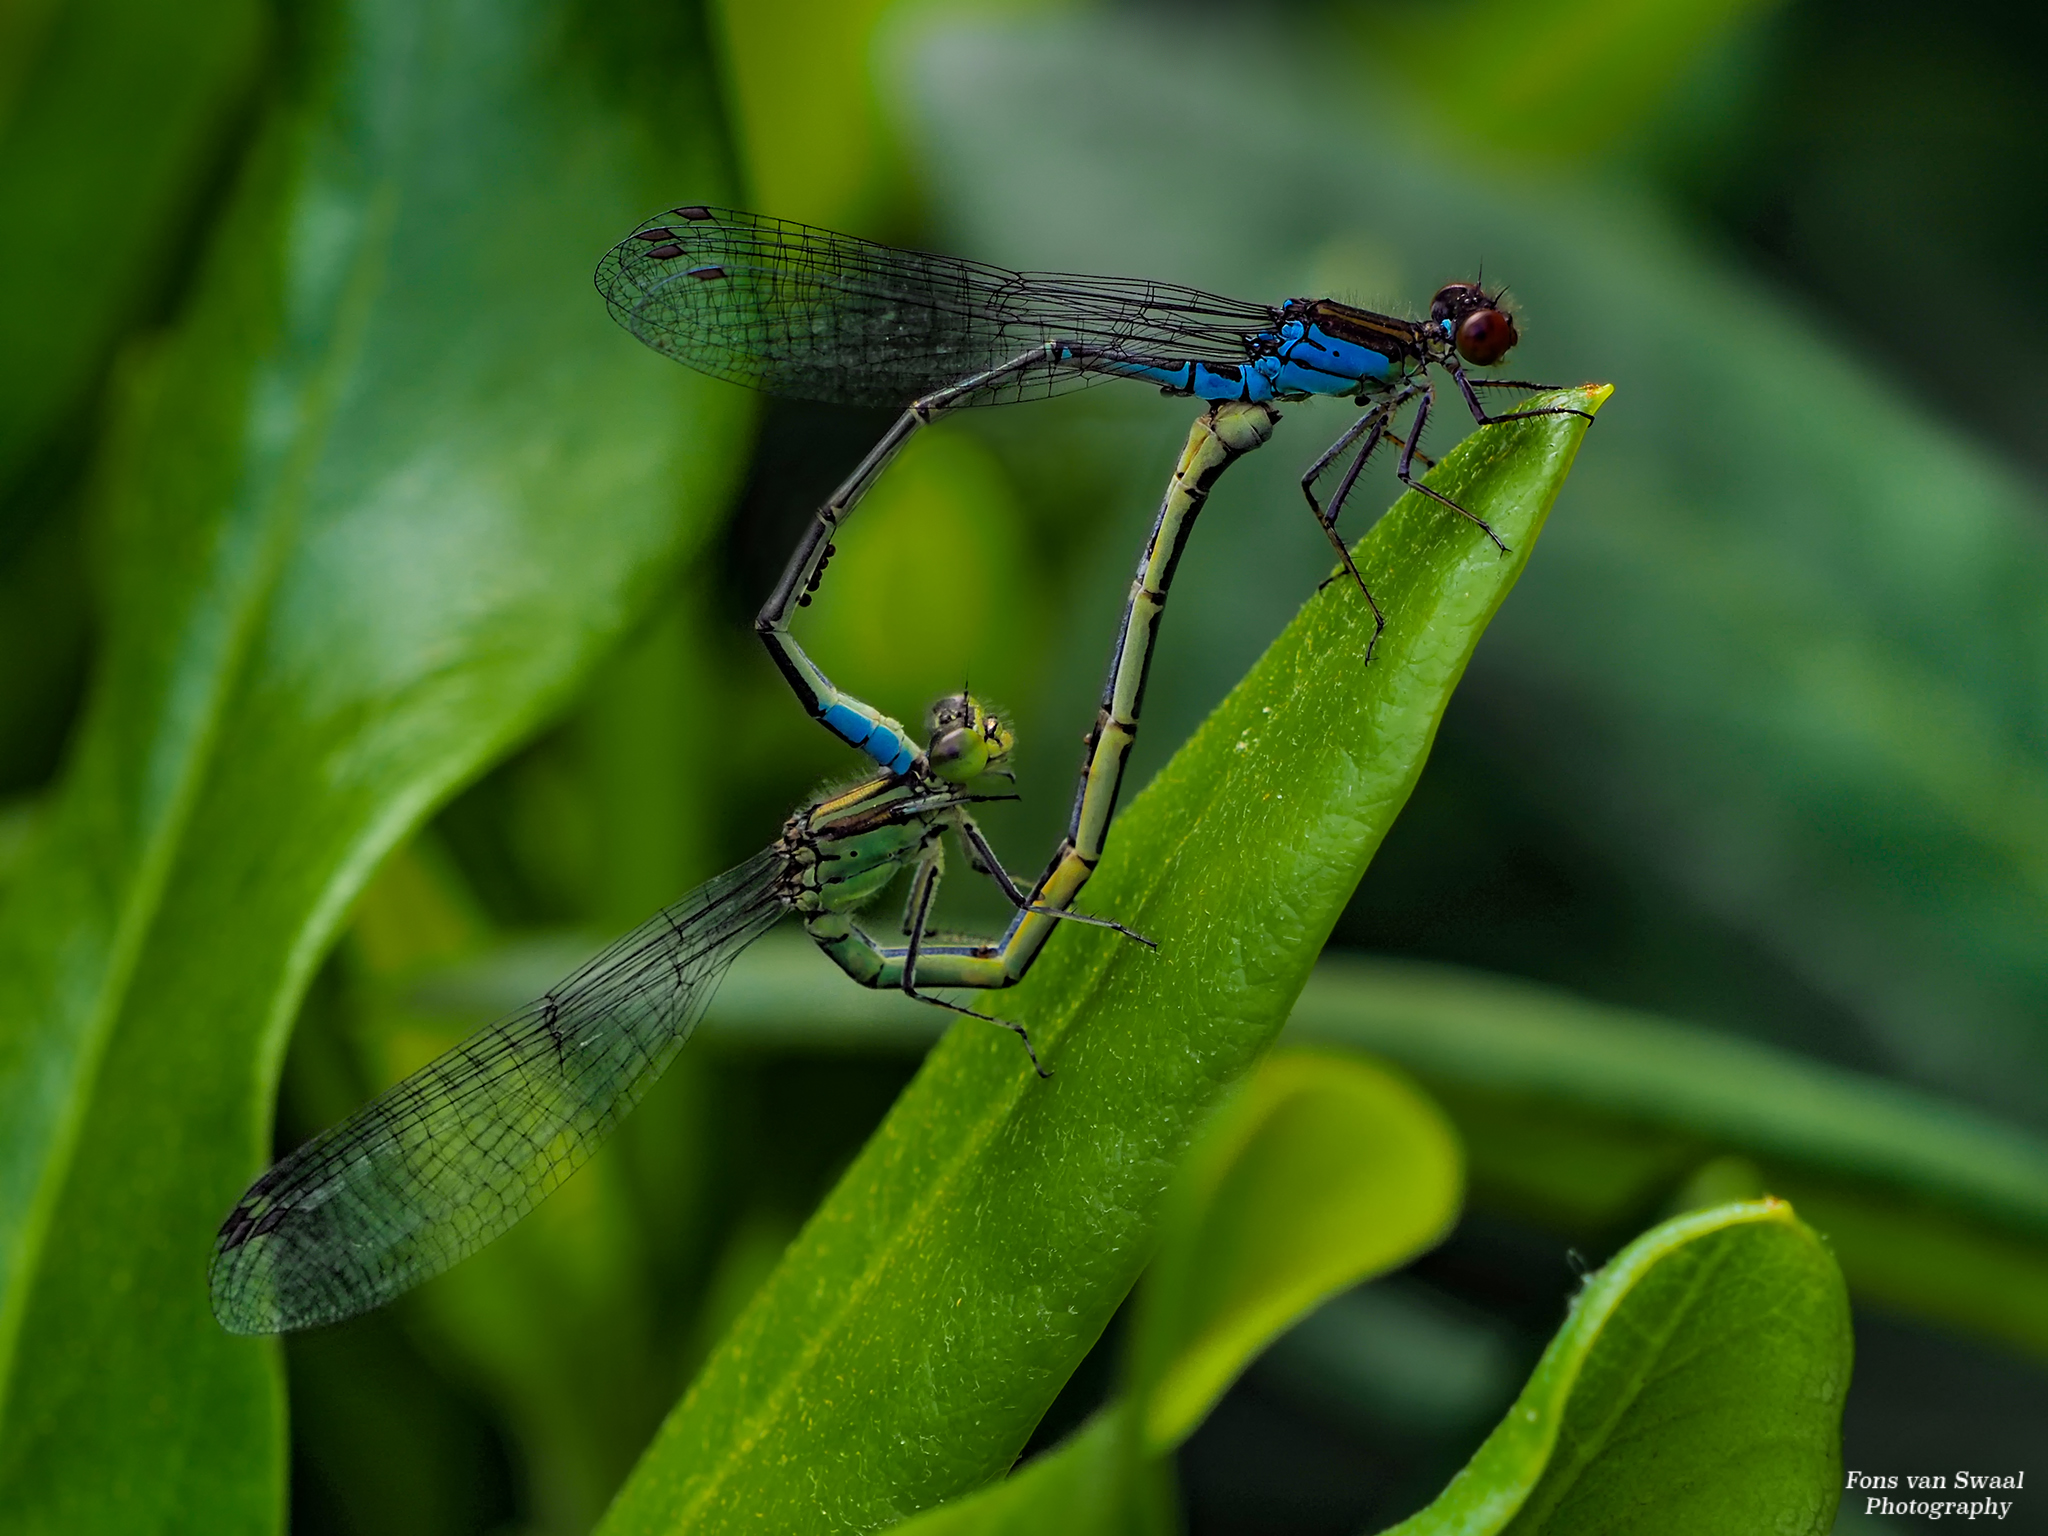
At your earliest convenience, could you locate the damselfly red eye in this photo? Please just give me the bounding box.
[1455,308,1518,366]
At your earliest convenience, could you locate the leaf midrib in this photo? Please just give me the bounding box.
[1506,1242,1730,1533]
[0,151,398,1422]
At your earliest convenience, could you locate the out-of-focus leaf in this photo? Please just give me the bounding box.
[0,0,742,1529]
[0,0,265,797]
[286,1312,515,1536]
[887,1048,1464,1534]
[0,0,265,498]
[312,834,718,1534]
[902,12,2048,1130]
[596,387,1606,1534]
[1255,1280,1523,1442]
[408,1135,671,1533]
[1132,1049,1462,1453]
[1371,0,1783,159]
[581,594,724,927]
[1289,958,2048,1357]
[0,483,88,793]
[710,0,899,227]
[1385,1200,1849,1535]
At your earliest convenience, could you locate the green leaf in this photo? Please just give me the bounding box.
[883,1408,1134,1536]
[0,0,264,495]
[597,384,1608,1534]
[883,1048,1464,1535]
[1288,957,2048,1356]
[1385,1200,1850,1536]
[1133,1048,1463,1453]
[709,0,901,227]
[0,0,742,1528]
[0,0,263,791]
[1373,0,1783,160]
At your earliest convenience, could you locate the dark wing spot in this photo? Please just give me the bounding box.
[219,1197,288,1250]
[671,205,713,220]
[645,244,683,260]
[633,227,675,242]
[540,996,564,1053]
[217,1203,259,1250]
[687,264,727,281]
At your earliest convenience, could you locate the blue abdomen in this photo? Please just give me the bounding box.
[1087,354,1277,402]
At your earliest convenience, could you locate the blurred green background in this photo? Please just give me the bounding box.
[2,0,2046,1531]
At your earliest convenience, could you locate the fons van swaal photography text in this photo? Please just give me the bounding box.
[1846,1469,2026,1523]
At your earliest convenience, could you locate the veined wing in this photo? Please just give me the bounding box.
[593,205,1281,408]
[210,849,790,1333]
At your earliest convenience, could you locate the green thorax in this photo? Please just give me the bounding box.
[779,771,963,916]
[778,691,1015,918]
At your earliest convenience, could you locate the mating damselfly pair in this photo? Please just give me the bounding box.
[212,207,1582,1333]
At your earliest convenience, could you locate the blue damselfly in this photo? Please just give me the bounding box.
[595,206,1585,774]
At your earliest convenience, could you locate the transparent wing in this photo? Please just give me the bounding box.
[592,205,1282,408]
[210,849,789,1333]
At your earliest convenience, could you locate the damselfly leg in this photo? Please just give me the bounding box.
[804,402,1276,1068]
[755,337,1256,777]
[1456,372,1598,427]
[1299,369,1588,657]
[756,344,1062,776]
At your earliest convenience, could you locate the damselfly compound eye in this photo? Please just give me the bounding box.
[1455,309,1518,366]
[929,727,989,783]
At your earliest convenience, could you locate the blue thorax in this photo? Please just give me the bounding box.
[1059,305,1399,404]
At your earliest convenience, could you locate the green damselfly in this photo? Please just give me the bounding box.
[217,695,1064,1332]
[211,402,1279,1333]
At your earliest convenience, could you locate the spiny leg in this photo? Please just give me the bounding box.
[950,808,1155,948]
[904,986,1049,1078]
[1300,404,1390,599]
[1301,397,1429,656]
[1450,366,1595,427]
[895,840,1049,1076]
[897,830,947,937]
[1396,385,1511,553]
[755,342,1062,775]
[898,838,942,988]
[1302,386,1429,538]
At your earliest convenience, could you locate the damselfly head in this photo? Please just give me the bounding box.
[1429,282,1520,366]
[926,692,1014,784]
